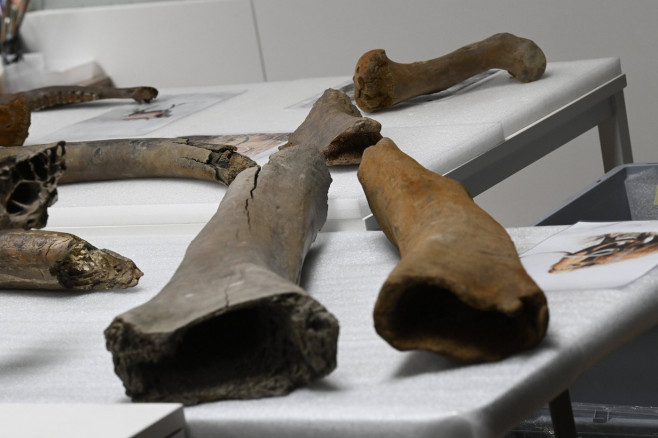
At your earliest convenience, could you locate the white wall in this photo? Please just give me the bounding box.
[21,0,658,226]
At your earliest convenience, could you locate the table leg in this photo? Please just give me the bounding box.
[548,389,578,438]
[598,90,633,172]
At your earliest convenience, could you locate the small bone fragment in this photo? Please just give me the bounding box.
[0,94,32,146]
[0,142,65,229]
[358,138,549,362]
[353,32,546,112]
[0,229,143,290]
[280,88,382,165]
[105,144,338,404]
[0,85,158,146]
[59,138,256,186]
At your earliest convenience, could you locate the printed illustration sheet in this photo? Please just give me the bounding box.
[521,221,658,291]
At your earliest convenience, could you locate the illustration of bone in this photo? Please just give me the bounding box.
[358,137,549,362]
[353,32,546,112]
[105,144,338,404]
[0,229,142,290]
[550,232,658,273]
[280,88,382,165]
[0,85,158,146]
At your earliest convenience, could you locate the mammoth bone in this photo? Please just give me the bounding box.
[280,88,382,165]
[105,143,339,404]
[0,85,158,146]
[357,138,549,362]
[353,32,546,112]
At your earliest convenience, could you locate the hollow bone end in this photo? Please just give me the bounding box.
[374,271,549,363]
[353,49,396,113]
[105,289,339,405]
[0,142,66,229]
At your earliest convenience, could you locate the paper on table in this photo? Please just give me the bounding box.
[520,221,658,291]
[41,92,244,142]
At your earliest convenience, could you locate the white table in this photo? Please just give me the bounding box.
[1,58,642,437]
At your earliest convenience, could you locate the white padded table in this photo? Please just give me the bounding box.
[20,57,630,229]
[1,224,658,438]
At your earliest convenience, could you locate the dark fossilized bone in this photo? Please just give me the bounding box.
[59,137,256,186]
[105,144,339,404]
[0,142,65,229]
[0,85,158,146]
[0,229,143,290]
[358,137,549,362]
[280,88,382,165]
[353,32,546,112]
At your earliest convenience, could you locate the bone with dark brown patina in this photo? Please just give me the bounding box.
[358,137,549,362]
[105,144,338,404]
[353,33,546,112]
[0,85,158,146]
[0,229,143,290]
[280,88,382,165]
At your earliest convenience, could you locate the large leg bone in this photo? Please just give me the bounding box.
[353,33,546,112]
[59,138,256,186]
[105,144,338,404]
[0,229,142,290]
[0,142,65,229]
[358,138,549,362]
[0,85,158,146]
[280,88,382,165]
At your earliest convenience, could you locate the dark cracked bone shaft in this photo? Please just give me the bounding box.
[280,88,382,165]
[358,137,549,363]
[59,137,256,186]
[105,144,339,404]
[0,142,65,229]
[0,228,143,290]
[0,85,158,146]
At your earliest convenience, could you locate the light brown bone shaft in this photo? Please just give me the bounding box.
[105,144,339,405]
[357,138,549,362]
[0,142,65,229]
[59,138,256,186]
[353,32,546,112]
[280,88,382,165]
[0,229,143,290]
[0,85,158,146]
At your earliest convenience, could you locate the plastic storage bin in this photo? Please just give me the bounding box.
[536,163,658,225]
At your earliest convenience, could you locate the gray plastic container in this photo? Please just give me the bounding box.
[536,163,658,225]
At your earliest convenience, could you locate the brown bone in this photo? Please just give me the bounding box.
[0,85,158,146]
[357,138,549,362]
[353,32,546,112]
[280,88,382,165]
[0,142,65,229]
[105,144,339,404]
[0,229,143,290]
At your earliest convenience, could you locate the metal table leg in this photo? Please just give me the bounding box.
[549,389,578,438]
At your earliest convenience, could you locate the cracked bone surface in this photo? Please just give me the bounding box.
[59,137,256,186]
[358,138,549,362]
[353,32,546,112]
[105,144,339,404]
[0,229,143,290]
[0,85,158,146]
[0,142,65,229]
[280,88,382,165]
